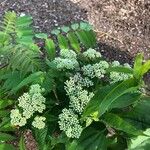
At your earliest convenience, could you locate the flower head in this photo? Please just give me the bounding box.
[58,108,82,138]
[32,116,46,129]
[83,48,101,60]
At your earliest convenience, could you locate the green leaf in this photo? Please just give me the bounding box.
[0,132,15,142]
[98,78,138,116]
[77,127,107,150]
[11,71,44,93]
[71,23,79,30]
[80,22,93,31]
[141,60,150,76]
[120,96,150,130]
[19,135,26,150]
[107,66,133,74]
[84,30,96,47]
[35,33,48,39]
[45,39,56,60]
[57,34,69,49]
[102,113,143,136]
[66,140,78,150]
[128,128,150,150]
[51,29,60,35]
[0,110,9,118]
[133,54,143,79]
[76,30,96,48]
[34,127,48,150]
[0,144,16,150]
[0,118,15,132]
[110,92,141,109]
[67,32,81,52]
[83,83,120,118]
[83,78,139,119]
[61,26,70,33]
[16,15,32,27]
[0,71,25,95]
[0,99,14,109]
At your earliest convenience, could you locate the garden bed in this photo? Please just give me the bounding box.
[0,0,150,59]
[0,0,150,150]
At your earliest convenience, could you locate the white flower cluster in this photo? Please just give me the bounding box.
[53,49,79,70]
[73,73,94,87]
[82,61,109,78]
[83,48,101,60]
[58,109,83,139]
[32,116,46,129]
[10,84,46,129]
[65,74,94,114]
[10,109,26,127]
[60,49,77,59]
[110,61,133,83]
[59,73,94,138]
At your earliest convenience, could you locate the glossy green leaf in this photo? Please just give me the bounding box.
[128,128,150,150]
[98,78,138,116]
[102,113,143,136]
[35,33,48,39]
[71,23,79,30]
[0,110,9,118]
[133,54,143,79]
[110,92,141,109]
[76,30,91,48]
[61,26,70,33]
[34,127,48,150]
[141,60,150,76]
[16,15,32,26]
[11,71,44,93]
[0,132,15,142]
[80,22,93,31]
[120,96,150,130]
[0,99,14,109]
[57,34,69,49]
[19,135,26,150]
[107,66,133,74]
[77,127,107,150]
[51,29,60,35]
[67,32,81,52]
[45,39,56,60]
[0,144,16,150]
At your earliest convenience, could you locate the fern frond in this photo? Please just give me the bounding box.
[9,45,41,75]
[1,11,16,34]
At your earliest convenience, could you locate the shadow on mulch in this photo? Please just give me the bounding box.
[97,42,133,64]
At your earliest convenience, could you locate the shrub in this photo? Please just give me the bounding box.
[0,12,150,150]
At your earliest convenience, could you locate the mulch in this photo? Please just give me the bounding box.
[0,0,150,149]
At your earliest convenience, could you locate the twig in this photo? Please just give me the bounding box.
[53,89,59,105]
[94,29,123,44]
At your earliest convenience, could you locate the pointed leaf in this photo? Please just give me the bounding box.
[133,54,143,79]
[0,132,16,142]
[57,34,69,49]
[67,32,81,52]
[78,127,107,150]
[0,144,16,150]
[45,39,56,60]
[102,113,143,136]
[98,78,138,116]
[19,135,26,150]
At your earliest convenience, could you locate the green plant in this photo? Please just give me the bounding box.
[0,12,150,150]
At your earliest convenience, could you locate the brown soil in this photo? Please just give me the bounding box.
[0,0,150,149]
[0,0,149,59]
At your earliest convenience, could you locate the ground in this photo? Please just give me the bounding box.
[0,0,150,149]
[0,0,150,59]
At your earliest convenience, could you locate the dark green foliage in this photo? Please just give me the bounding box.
[0,12,150,150]
[50,22,97,52]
